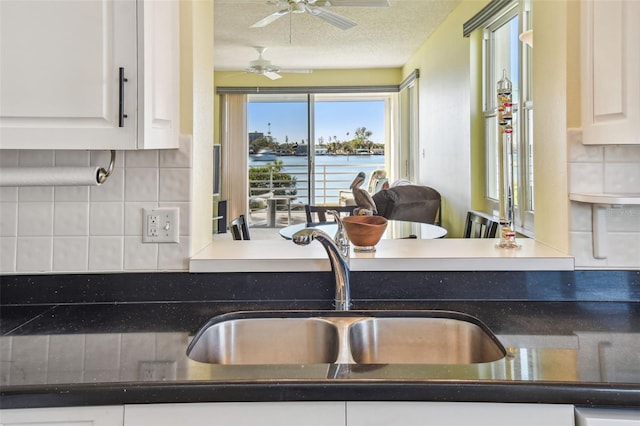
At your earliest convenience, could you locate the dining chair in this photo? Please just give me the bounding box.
[230,214,251,240]
[305,205,354,225]
[463,211,498,238]
[373,185,441,225]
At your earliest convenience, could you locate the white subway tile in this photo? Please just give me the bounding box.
[159,168,191,202]
[126,149,159,168]
[605,145,640,162]
[159,135,193,168]
[54,202,89,236]
[0,187,18,202]
[570,231,608,268]
[124,202,157,236]
[90,168,125,202]
[569,201,591,232]
[88,236,123,271]
[16,237,53,272]
[90,202,124,236]
[0,238,16,273]
[158,236,190,270]
[569,163,604,193]
[53,237,89,272]
[607,206,640,232]
[604,162,640,193]
[605,232,640,267]
[18,186,54,202]
[0,150,19,166]
[124,236,158,270]
[54,186,90,202]
[18,150,54,167]
[0,202,17,236]
[125,168,159,202]
[54,150,90,166]
[18,202,54,236]
[567,128,603,162]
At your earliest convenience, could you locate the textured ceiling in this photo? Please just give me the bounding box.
[214,0,462,72]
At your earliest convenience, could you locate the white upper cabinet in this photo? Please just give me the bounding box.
[581,0,640,145]
[0,0,179,150]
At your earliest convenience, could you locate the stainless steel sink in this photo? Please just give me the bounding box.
[187,311,505,365]
[187,317,340,364]
[348,317,505,364]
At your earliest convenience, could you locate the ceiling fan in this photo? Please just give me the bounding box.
[251,0,390,31]
[245,47,312,80]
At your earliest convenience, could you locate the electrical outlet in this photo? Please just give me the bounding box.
[142,207,179,243]
[138,360,177,381]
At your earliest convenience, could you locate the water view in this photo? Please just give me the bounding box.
[249,154,385,205]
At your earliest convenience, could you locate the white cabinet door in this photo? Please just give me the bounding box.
[576,407,640,425]
[0,405,124,426]
[0,0,179,150]
[136,0,180,150]
[124,402,345,426]
[581,0,640,145]
[347,402,575,426]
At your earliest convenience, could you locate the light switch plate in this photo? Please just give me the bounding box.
[142,207,180,243]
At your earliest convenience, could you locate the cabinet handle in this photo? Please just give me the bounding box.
[119,67,128,127]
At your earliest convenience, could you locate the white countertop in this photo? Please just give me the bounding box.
[189,238,574,272]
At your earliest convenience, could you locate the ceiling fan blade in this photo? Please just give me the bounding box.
[305,5,357,30]
[321,0,389,6]
[250,9,289,28]
[264,71,283,80]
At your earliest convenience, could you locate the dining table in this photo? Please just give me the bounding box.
[279,219,447,240]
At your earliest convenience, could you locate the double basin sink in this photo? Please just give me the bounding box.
[187,310,506,365]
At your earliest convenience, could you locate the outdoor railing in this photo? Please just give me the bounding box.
[249,162,384,206]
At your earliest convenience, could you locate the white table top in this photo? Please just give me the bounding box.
[279,220,447,240]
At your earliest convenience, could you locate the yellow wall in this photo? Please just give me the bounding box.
[531,0,570,252]
[401,0,489,237]
[181,0,214,255]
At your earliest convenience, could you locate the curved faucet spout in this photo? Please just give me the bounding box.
[293,228,351,311]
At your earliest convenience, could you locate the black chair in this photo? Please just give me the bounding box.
[463,211,498,238]
[305,205,354,225]
[230,214,251,240]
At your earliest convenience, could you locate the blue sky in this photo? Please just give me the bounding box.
[248,100,385,145]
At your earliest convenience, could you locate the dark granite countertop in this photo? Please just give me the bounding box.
[1,271,639,409]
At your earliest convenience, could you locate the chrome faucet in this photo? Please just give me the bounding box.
[327,210,350,258]
[292,228,351,311]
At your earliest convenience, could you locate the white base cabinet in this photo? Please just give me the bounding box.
[576,407,640,425]
[347,402,575,426]
[0,0,179,150]
[0,405,124,426]
[1,402,579,426]
[124,402,344,426]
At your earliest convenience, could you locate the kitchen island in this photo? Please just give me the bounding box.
[1,270,639,411]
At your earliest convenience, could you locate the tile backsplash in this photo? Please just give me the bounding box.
[0,136,193,274]
[568,129,640,269]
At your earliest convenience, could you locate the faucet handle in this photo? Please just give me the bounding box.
[327,210,349,257]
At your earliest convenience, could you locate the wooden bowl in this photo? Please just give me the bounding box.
[342,215,388,249]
